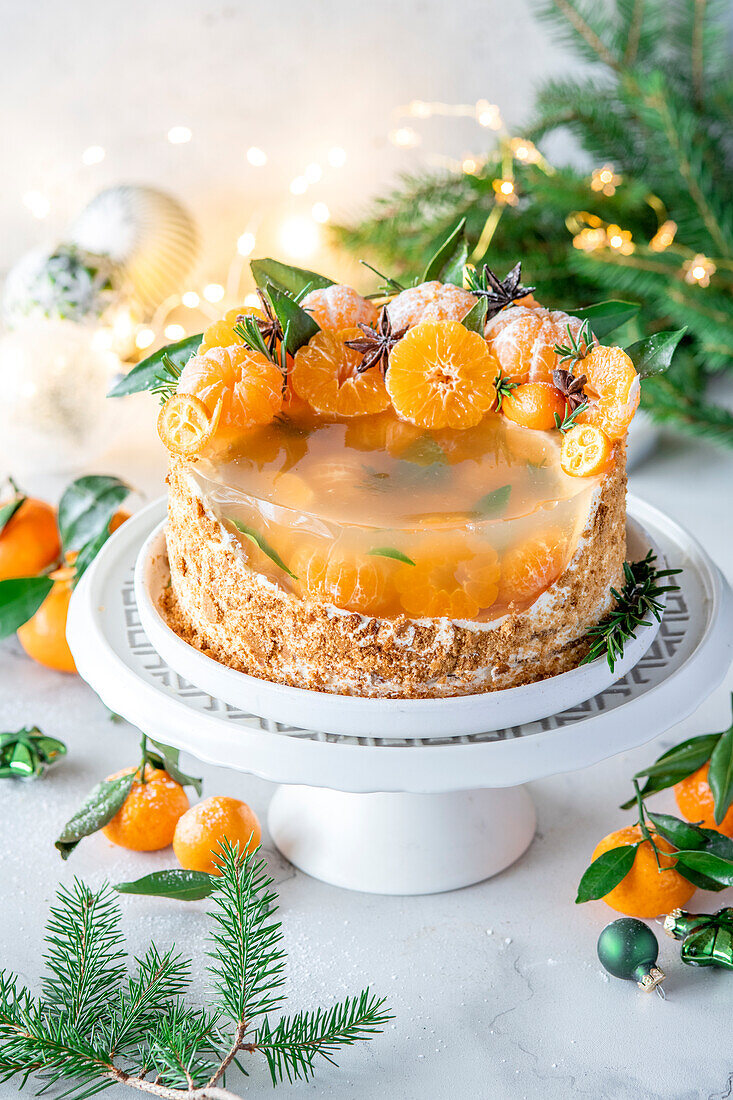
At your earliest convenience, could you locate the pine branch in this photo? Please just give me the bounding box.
[107,945,192,1057]
[207,841,287,1032]
[534,0,622,70]
[144,1000,224,1091]
[42,881,128,1039]
[254,989,393,1086]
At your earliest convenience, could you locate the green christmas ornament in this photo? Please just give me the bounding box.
[664,907,733,970]
[0,727,67,780]
[597,917,666,994]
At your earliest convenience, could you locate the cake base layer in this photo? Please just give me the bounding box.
[162,450,627,699]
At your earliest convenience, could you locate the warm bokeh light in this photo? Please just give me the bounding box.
[182,291,200,308]
[203,283,225,303]
[247,146,267,167]
[684,253,716,286]
[280,216,319,258]
[389,127,420,148]
[167,126,192,144]
[237,231,256,256]
[243,292,260,308]
[327,146,347,167]
[290,176,308,195]
[22,191,50,219]
[135,328,156,349]
[164,323,185,340]
[311,202,330,223]
[81,145,105,166]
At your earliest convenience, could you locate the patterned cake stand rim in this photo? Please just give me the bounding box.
[67,495,732,795]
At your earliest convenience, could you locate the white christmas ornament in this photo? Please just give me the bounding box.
[0,321,120,475]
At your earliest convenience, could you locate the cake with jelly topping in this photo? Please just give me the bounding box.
[155,255,643,698]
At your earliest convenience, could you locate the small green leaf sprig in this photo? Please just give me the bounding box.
[55,734,202,859]
[0,726,66,780]
[581,551,682,671]
[0,842,392,1097]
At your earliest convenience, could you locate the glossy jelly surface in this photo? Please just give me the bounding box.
[190,408,602,622]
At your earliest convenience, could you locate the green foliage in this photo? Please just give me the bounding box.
[335,0,733,444]
[0,842,391,1097]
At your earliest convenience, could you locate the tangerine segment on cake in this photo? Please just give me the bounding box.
[158,258,642,698]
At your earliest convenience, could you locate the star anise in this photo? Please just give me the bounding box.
[344,307,408,375]
[553,368,588,412]
[238,288,283,356]
[466,261,536,321]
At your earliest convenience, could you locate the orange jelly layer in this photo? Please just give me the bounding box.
[190,409,603,622]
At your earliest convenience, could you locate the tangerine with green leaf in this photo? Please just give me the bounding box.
[675,763,733,836]
[0,495,60,581]
[102,764,190,851]
[17,566,76,673]
[591,824,695,918]
[173,795,261,874]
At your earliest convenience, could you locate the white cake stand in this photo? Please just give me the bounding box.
[67,497,732,895]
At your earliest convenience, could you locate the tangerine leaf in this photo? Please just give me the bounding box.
[55,772,136,860]
[230,519,298,580]
[625,329,686,378]
[251,258,334,297]
[114,868,214,901]
[569,300,640,338]
[422,218,467,284]
[647,811,707,851]
[619,732,721,808]
[107,333,202,397]
[707,720,733,824]
[148,738,203,796]
[0,493,26,537]
[0,575,53,639]
[575,843,638,903]
[674,850,733,887]
[368,548,416,566]
[58,475,130,554]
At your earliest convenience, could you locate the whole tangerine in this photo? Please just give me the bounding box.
[17,567,76,673]
[102,764,190,851]
[173,795,262,874]
[675,762,733,836]
[591,824,696,918]
[0,496,60,581]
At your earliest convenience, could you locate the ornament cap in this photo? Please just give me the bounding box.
[637,964,665,993]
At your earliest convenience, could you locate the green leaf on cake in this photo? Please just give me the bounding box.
[107,332,202,397]
[569,301,640,339]
[368,547,416,566]
[422,218,467,284]
[266,285,321,354]
[251,257,335,297]
[575,843,638,903]
[0,575,54,639]
[230,519,298,580]
[58,475,130,554]
[114,868,214,901]
[461,296,487,334]
[472,484,511,518]
[625,328,686,378]
[55,772,137,859]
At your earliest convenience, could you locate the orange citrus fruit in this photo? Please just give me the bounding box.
[386,320,497,430]
[177,345,283,431]
[500,382,565,431]
[576,345,640,440]
[396,537,500,619]
[591,824,696,918]
[109,509,130,534]
[343,409,424,457]
[675,762,733,836]
[386,281,476,330]
[560,424,614,477]
[101,764,190,851]
[291,328,390,417]
[199,306,266,354]
[173,795,261,874]
[17,566,76,673]
[486,306,589,383]
[0,496,60,581]
[500,528,567,607]
[292,542,393,616]
[300,285,379,331]
[157,394,222,457]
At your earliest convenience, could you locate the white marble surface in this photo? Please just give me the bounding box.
[1,424,732,1100]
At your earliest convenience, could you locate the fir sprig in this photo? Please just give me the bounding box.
[493,373,519,411]
[0,842,391,1098]
[581,550,681,671]
[150,353,183,405]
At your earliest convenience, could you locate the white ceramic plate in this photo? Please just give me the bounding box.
[131,506,663,738]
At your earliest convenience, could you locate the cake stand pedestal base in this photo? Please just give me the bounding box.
[267,784,536,895]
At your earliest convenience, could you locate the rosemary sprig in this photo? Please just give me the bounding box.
[554,399,589,433]
[553,318,594,366]
[150,352,184,404]
[493,372,519,411]
[358,260,406,296]
[0,842,391,1097]
[581,550,682,671]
